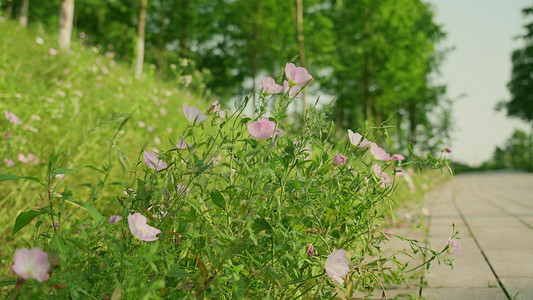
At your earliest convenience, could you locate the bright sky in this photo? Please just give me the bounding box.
[427,0,532,165]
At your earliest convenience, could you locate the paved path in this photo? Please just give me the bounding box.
[422,172,533,299]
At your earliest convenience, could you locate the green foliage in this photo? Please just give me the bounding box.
[0,1,450,156]
[485,129,533,172]
[326,0,449,153]
[498,6,533,124]
[1,51,455,298]
[0,19,202,250]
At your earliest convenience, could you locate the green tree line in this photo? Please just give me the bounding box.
[1,0,451,153]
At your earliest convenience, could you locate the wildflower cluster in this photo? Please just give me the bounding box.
[4,63,456,299]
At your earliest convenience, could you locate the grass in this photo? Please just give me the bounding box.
[0,18,205,251]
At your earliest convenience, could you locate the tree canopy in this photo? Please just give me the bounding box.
[1,0,450,153]
[500,6,533,124]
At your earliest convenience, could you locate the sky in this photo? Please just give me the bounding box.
[426,0,532,165]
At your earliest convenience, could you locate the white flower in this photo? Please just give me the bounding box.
[127,213,161,242]
[183,104,208,123]
[348,129,369,147]
[143,151,167,171]
[325,249,350,285]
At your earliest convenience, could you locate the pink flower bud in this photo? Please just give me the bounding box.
[333,154,346,166]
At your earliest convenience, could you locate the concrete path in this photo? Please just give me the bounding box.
[422,172,533,300]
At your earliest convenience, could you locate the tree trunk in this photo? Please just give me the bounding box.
[6,0,13,19]
[58,0,75,50]
[180,0,189,58]
[296,0,307,113]
[362,5,372,125]
[251,0,261,109]
[408,100,417,147]
[135,0,147,78]
[156,0,164,81]
[18,0,28,27]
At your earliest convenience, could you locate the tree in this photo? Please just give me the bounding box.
[59,0,75,50]
[326,0,447,152]
[135,0,147,78]
[499,6,533,124]
[18,0,28,27]
[489,129,533,171]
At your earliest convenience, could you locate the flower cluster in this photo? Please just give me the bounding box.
[261,62,312,97]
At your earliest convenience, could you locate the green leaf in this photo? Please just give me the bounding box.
[0,280,17,287]
[83,203,104,222]
[51,168,74,178]
[253,218,272,233]
[13,210,43,235]
[49,235,68,253]
[167,268,190,278]
[210,190,226,210]
[0,174,44,186]
[63,199,104,222]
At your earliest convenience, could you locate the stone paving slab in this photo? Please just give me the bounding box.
[422,172,533,299]
[421,287,507,300]
[499,277,533,299]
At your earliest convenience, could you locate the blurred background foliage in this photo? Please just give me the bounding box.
[2,0,453,155]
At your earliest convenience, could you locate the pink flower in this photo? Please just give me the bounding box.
[274,128,284,137]
[3,132,10,138]
[127,213,161,241]
[444,147,452,153]
[372,164,392,188]
[390,154,405,161]
[183,104,208,123]
[48,48,58,56]
[247,117,276,140]
[306,243,315,256]
[26,153,38,165]
[325,249,350,285]
[422,207,430,216]
[446,238,461,254]
[5,110,22,125]
[333,154,346,166]
[176,184,190,198]
[12,248,50,282]
[4,158,15,167]
[108,215,122,224]
[35,37,44,45]
[370,143,391,161]
[285,63,312,86]
[348,130,369,147]
[18,153,29,164]
[176,136,193,150]
[262,77,283,94]
[383,230,392,238]
[206,100,226,118]
[143,151,168,171]
[283,80,301,98]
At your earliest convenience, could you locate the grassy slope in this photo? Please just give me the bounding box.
[0,19,205,250]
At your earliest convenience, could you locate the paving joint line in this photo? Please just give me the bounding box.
[452,197,511,300]
[469,187,533,231]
